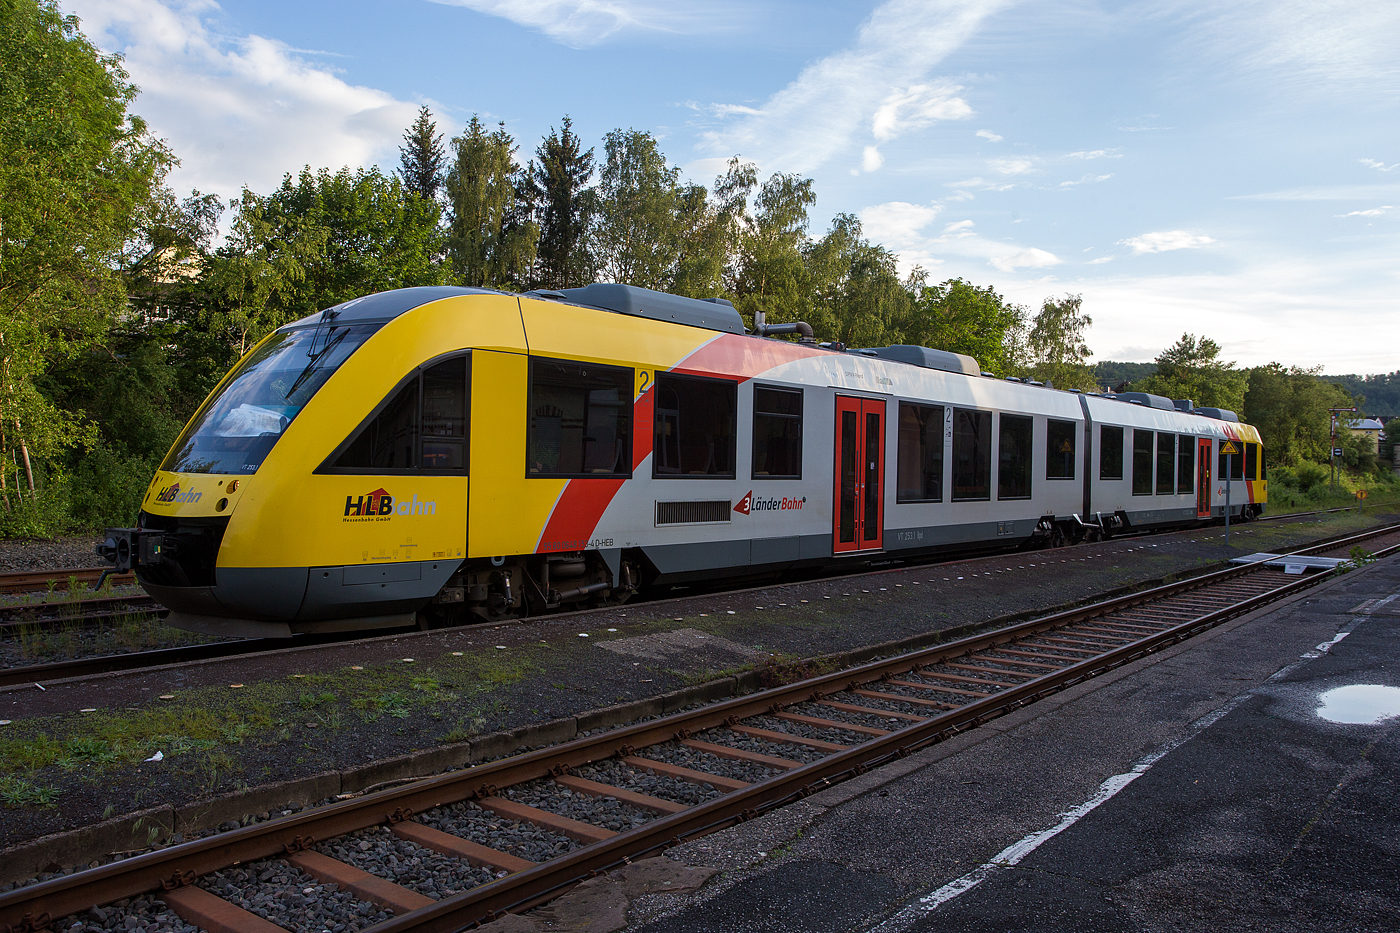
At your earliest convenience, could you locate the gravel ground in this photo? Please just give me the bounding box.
[199,859,391,932]
[0,536,104,573]
[417,799,576,863]
[789,701,912,732]
[571,759,723,807]
[742,713,863,746]
[499,777,655,833]
[55,896,198,932]
[317,824,501,898]
[634,741,782,785]
[689,727,828,765]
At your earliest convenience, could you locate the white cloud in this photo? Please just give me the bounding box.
[1230,184,1400,201]
[1058,174,1113,187]
[948,177,985,188]
[976,129,1003,142]
[1360,158,1399,172]
[870,83,972,143]
[861,146,885,172]
[66,0,421,200]
[1120,231,1215,254]
[858,201,942,243]
[427,0,736,47]
[1182,1,1400,99]
[991,158,1035,175]
[1087,256,1114,264]
[1341,206,1392,217]
[702,0,1010,172]
[858,199,1060,275]
[1065,148,1121,159]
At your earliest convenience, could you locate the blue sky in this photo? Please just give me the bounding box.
[66,0,1400,373]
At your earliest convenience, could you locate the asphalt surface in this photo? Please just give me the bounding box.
[621,548,1400,932]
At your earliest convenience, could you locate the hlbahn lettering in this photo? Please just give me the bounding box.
[154,482,201,504]
[343,487,437,521]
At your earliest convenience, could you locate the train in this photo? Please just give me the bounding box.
[96,284,1266,637]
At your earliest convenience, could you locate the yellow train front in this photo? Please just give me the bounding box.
[98,284,1268,638]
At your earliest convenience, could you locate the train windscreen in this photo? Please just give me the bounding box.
[161,323,382,475]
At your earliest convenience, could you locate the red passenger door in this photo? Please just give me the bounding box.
[834,396,885,553]
[1196,437,1212,518]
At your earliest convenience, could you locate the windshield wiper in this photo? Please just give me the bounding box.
[285,326,349,401]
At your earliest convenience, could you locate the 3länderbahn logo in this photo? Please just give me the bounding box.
[733,491,806,516]
[343,487,437,521]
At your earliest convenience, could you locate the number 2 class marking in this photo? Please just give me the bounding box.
[638,370,652,395]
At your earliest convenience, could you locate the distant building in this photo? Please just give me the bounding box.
[1347,417,1384,455]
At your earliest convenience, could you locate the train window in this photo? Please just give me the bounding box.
[528,358,633,477]
[998,414,1034,500]
[654,373,737,478]
[1218,445,1245,481]
[752,386,802,479]
[1046,419,1076,480]
[168,322,382,475]
[329,354,470,473]
[1156,432,1175,495]
[1132,430,1153,495]
[952,408,991,501]
[897,403,944,502]
[1100,426,1124,480]
[421,357,469,470]
[1245,442,1259,479]
[1177,435,1194,494]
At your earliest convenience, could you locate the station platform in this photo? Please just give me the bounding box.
[618,553,1400,932]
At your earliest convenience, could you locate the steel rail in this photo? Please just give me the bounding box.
[7,527,1397,931]
[0,568,134,596]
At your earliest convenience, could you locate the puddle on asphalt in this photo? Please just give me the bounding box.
[1316,685,1400,725]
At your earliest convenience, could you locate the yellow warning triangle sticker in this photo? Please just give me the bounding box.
[1220,441,1240,455]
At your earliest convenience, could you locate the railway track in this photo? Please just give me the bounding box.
[3,522,1396,933]
[0,568,134,595]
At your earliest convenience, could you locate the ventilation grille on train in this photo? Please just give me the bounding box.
[655,500,731,526]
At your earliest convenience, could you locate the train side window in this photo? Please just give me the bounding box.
[528,357,633,477]
[329,354,470,473]
[653,373,737,478]
[897,402,944,502]
[1132,429,1153,495]
[1156,432,1175,494]
[752,385,802,479]
[998,414,1034,500]
[1100,426,1124,480]
[1245,442,1259,479]
[1218,445,1245,480]
[952,408,991,501]
[1046,419,1076,480]
[1177,435,1194,494]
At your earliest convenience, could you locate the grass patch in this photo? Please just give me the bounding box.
[0,774,60,807]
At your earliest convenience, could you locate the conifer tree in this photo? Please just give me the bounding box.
[530,116,595,289]
[397,105,445,202]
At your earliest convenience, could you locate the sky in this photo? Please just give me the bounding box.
[62,0,1400,373]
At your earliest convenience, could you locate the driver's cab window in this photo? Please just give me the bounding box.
[327,354,470,473]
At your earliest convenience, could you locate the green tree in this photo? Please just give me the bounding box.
[0,0,172,513]
[529,116,594,289]
[805,214,910,347]
[590,129,686,290]
[1022,294,1096,390]
[397,105,445,203]
[213,166,445,353]
[727,167,812,329]
[903,279,1026,375]
[1243,364,1357,467]
[1134,334,1248,411]
[446,117,537,289]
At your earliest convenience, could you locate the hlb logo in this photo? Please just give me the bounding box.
[154,482,201,504]
[343,487,437,519]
